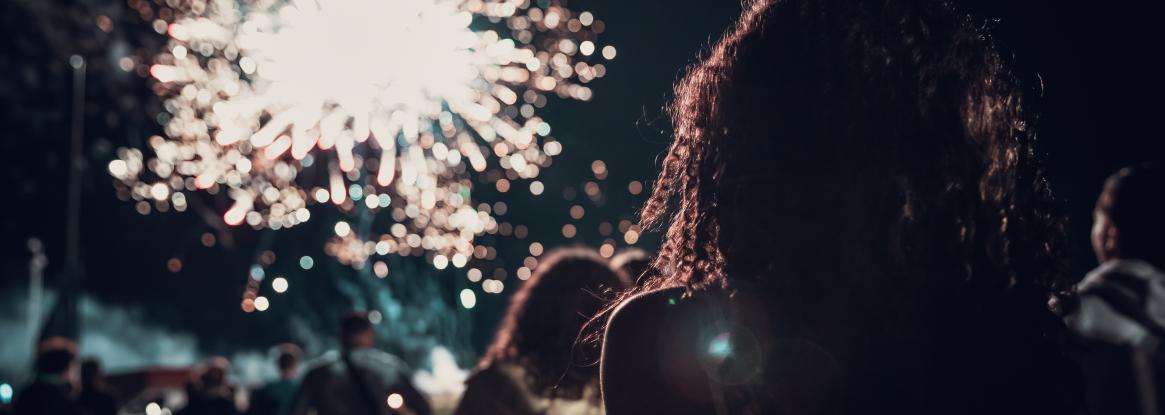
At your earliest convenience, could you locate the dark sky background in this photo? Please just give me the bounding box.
[0,0,1161,371]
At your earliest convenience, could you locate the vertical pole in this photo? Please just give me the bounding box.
[66,55,85,280]
[62,54,86,339]
[27,239,47,350]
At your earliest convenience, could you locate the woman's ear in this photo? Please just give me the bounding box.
[1103,223,1121,258]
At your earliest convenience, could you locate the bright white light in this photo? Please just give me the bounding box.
[146,402,162,415]
[254,296,270,311]
[386,393,405,409]
[459,288,477,309]
[334,221,351,237]
[272,277,288,293]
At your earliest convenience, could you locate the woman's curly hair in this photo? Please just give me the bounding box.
[479,247,626,398]
[632,0,1067,304]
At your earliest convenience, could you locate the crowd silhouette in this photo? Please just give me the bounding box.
[3,0,1163,414]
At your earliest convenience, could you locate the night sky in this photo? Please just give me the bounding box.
[1,0,1161,374]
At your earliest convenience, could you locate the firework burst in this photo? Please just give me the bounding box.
[111,0,613,264]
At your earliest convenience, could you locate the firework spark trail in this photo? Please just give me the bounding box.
[112,0,613,274]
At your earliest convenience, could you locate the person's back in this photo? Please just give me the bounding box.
[77,359,118,415]
[600,0,1081,413]
[248,344,301,415]
[180,356,240,415]
[292,313,430,415]
[295,349,423,415]
[1066,163,1165,414]
[15,338,83,415]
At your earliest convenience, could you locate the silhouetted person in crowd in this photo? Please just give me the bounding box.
[14,337,83,415]
[292,312,431,415]
[600,0,1083,413]
[1067,163,1165,415]
[456,247,628,415]
[609,248,651,287]
[77,359,118,415]
[248,344,301,415]
[180,357,240,415]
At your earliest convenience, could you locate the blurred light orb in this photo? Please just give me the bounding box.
[334,221,352,237]
[145,402,162,415]
[272,277,289,293]
[459,288,477,309]
[167,258,183,273]
[0,383,12,404]
[373,261,390,278]
[599,242,615,258]
[254,296,270,311]
[386,393,405,409]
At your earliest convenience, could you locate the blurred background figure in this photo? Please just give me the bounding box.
[1067,163,1165,415]
[248,344,301,415]
[179,356,240,415]
[14,337,82,415]
[609,248,652,287]
[77,358,119,415]
[292,313,430,415]
[455,247,628,415]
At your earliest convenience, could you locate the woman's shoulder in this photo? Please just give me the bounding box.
[606,286,742,344]
[607,287,688,325]
[602,287,738,413]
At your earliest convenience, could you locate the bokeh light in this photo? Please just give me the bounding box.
[459,288,477,309]
[272,277,289,293]
[387,392,405,409]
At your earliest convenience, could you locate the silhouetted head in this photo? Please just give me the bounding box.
[637,0,1064,312]
[274,343,302,379]
[481,247,626,397]
[341,312,375,350]
[199,356,231,389]
[1093,163,1165,269]
[80,359,103,388]
[34,337,77,377]
[610,248,652,286]
[619,0,1069,407]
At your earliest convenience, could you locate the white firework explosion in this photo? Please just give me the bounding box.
[111,0,613,266]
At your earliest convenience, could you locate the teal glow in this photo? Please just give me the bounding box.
[249,265,264,281]
[0,383,12,404]
[708,333,732,359]
[299,256,314,270]
[348,184,363,201]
